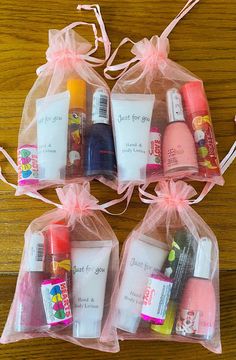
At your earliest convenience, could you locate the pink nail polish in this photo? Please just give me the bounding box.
[176,237,216,340]
[162,88,198,177]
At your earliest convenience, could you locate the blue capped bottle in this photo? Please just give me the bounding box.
[84,88,116,178]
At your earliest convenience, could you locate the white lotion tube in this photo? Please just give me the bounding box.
[71,240,112,338]
[111,94,155,182]
[116,233,168,333]
[37,91,70,181]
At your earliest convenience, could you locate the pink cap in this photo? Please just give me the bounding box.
[47,222,70,255]
[181,81,208,114]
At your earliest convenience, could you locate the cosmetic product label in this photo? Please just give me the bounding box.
[92,88,109,124]
[176,308,200,335]
[18,145,38,185]
[141,275,172,324]
[147,128,162,172]
[192,115,220,176]
[41,279,72,325]
[27,232,44,272]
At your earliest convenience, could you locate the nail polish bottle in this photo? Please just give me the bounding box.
[162,88,198,177]
[15,232,48,332]
[84,88,116,178]
[181,81,221,178]
[66,79,86,178]
[176,237,215,340]
[41,222,72,327]
[151,228,196,335]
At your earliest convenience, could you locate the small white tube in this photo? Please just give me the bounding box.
[37,91,70,181]
[71,240,112,338]
[111,93,155,182]
[116,233,168,333]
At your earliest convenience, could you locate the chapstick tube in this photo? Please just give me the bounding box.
[71,240,112,338]
[111,94,155,182]
[116,233,168,333]
[37,91,70,181]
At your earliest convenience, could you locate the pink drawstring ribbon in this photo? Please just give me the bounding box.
[139,141,236,206]
[37,4,111,75]
[104,0,200,80]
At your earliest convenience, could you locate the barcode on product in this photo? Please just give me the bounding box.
[36,243,44,261]
[99,95,108,118]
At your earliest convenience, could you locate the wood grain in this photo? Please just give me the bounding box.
[0,0,235,358]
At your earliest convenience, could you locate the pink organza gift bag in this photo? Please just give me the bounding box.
[14,4,119,196]
[0,183,120,353]
[105,0,224,194]
[107,145,236,354]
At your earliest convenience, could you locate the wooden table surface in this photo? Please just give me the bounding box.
[0,0,235,359]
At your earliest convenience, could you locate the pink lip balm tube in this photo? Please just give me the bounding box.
[141,273,173,325]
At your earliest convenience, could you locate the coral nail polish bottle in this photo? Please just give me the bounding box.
[162,88,198,177]
[176,237,216,340]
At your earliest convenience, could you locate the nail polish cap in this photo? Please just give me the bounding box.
[67,78,86,110]
[166,88,185,123]
[47,222,70,255]
[194,237,212,279]
[92,88,109,124]
[181,81,208,115]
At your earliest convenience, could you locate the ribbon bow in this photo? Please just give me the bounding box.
[53,259,71,272]
[37,4,111,75]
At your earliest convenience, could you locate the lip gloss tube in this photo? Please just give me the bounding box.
[181,81,221,178]
[41,222,72,327]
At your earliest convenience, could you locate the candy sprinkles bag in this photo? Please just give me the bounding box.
[105,0,224,193]
[15,4,119,196]
[0,183,120,353]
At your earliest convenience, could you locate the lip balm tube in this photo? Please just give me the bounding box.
[71,240,112,338]
[37,91,70,181]
[115,233,168,333]
[111,94,155,182]
[146,127,162,176]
